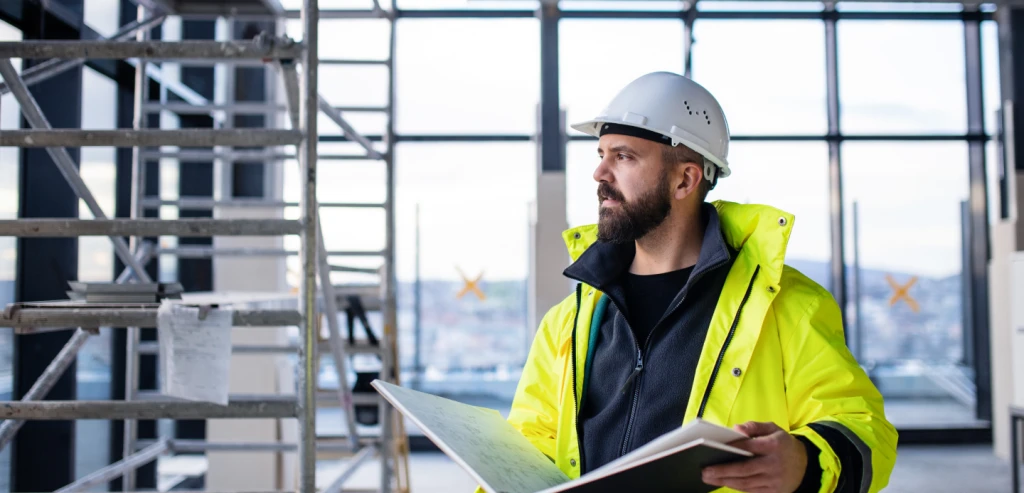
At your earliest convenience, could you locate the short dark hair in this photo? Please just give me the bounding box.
[661,144,713,202]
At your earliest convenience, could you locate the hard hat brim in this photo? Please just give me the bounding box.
[571,118,732,179]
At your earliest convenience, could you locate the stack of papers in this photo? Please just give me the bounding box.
[67,282,183,304]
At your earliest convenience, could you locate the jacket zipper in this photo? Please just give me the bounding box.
[696,265,761,418]
[570,284,586,473]
[617,342,644,457]
[615,265,717,456]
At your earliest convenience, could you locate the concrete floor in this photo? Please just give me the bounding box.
[331,444,1015,493]
[5,419,1011,492]
[887,445,1012,493]
[0,442,1009,492]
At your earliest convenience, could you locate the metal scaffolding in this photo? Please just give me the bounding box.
[0,0,402,491]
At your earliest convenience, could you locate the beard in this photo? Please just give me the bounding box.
[596,170,672,244]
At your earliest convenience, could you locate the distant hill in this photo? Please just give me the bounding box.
[785,258,960,292]
[0,281,12,305]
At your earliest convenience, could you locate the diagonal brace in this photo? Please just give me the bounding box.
[0,59,152,283]
[55,438,169,493]
[0,244,151,452]
[0,328,93,452]
[318,94,383,160]
[0,15,167,96]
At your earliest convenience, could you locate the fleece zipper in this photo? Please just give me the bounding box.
[615,263,719,457]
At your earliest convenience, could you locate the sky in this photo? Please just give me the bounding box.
[0,2,1007,287]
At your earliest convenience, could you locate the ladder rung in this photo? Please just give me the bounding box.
[136,439,361,453]
[293,9,390,19]
[0,307,301,331]
[330,265,381,274]
[142,198,384,210]
[143,102,287,114]
[137,340,383,355]
[142,151,386,162]
[136,391,378,408]
[334,106,389,113]
[320,154,382,161]
[0,129,303,148]
[321,59,390,66]
[144,103,390,115]
[143,150,294,161]
[0,397,297,420]
[0,40,303,60]
[157,247,289,258]
[318,392,380,406]
[320,202,387,209]
[0,219,302,237]
[326,250,387,257]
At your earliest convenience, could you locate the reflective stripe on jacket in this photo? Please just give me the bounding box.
[504,200,898,493]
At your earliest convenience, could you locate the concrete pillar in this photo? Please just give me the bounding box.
[990,217,1015,460]
[205,16,292,488]
[529,2,573,335]
[529,171,571,335]
[206,205,292,490]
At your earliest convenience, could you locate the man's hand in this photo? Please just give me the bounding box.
[701,421,808,493]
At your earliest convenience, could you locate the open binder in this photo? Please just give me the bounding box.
[372,380,753,493]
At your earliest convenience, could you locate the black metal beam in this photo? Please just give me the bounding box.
[232,19,275,199]
[539,3,564,172]
[386,7,994,22]
[824,6,847,332]
[395,9,534,18]
[173,18,217,447]
[574,133,991,142]
[1013,10,1024,173]
[965,11,992,423]
[997,6,1015,220]
[12,1,82,490]
[318,133,995,144]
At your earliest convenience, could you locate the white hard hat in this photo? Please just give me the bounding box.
[571,71,732,180]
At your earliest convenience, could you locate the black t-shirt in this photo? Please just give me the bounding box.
[622,266,695,345]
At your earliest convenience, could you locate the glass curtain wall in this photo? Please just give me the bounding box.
[384,1,996,432]
[2,1,997,456]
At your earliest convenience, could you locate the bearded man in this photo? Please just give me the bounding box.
[503,72,898,493]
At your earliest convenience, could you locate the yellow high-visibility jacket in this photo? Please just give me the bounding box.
[505,200,898,493]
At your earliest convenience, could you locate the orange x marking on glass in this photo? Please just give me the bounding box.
[886,274,919,313]
[456,267,486,301]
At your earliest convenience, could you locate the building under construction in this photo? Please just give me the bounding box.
[0,0,1023,492]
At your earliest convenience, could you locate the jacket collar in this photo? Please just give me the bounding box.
[561,200,795,287]
[563,202,731,289]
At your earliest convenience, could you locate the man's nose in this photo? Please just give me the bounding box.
[593,156,613,183]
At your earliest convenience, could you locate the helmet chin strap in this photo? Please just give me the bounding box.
[703,160,719,190]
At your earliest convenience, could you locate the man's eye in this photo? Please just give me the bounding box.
[618,154,631,160]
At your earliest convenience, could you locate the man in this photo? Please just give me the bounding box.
[508,72,897,493]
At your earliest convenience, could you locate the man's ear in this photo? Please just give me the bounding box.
[674,162,703,200]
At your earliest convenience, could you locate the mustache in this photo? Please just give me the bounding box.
[597,183,625,203]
